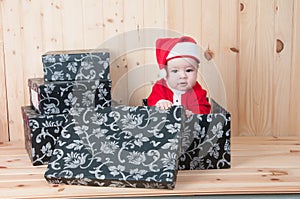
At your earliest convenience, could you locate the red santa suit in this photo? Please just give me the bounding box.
[147,78,211,114]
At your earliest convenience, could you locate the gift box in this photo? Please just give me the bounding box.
[21,106,68,166]
[45,105,184,189]
[178,98,231,170]
[42,49,110,82]
[28,78,112,115]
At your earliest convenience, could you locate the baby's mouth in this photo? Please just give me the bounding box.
[179,82,187,86]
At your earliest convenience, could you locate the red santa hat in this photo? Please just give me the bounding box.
[156,36,200,77]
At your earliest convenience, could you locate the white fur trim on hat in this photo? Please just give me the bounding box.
[160,68,167,78]
[166,42,200,62]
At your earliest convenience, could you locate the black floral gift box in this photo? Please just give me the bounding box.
[44,105,184,189]
[178,99,231,170]
[28,78,112,115]
[42,49,110,82]
[21,106,68,166]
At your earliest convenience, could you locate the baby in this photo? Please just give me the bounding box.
[147,36,211,116]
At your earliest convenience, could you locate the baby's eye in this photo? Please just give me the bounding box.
[186,68,194,73]
[171,69,178,73]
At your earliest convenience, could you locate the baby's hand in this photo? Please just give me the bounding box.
[156,100,173,110]
[185,110,193,118]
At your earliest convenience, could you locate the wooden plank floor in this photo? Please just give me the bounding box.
[0,136,300,199]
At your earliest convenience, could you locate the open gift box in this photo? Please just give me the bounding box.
[44,100,230,189]
[44,105,184,189]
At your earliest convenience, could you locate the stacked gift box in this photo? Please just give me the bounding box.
[22,49,112,166]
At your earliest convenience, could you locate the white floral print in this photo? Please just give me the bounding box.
[127,151,146,165]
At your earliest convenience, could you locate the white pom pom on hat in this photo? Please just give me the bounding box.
[156,36,200,78]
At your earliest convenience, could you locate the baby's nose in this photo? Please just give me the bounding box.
[179,71,187,78]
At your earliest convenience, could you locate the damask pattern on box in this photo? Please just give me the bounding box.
[42,49,110,82]
[28,78,112,115]
[178,111,231,170]
[45,105,184,189]
[22,106,68,166]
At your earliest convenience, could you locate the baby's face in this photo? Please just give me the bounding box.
[166,57,198,92]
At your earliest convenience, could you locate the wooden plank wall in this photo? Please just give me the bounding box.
[0,1,9,142]
[0,0,299,142]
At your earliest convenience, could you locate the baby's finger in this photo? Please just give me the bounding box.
[158,102,167,110]
[159,102,167,110]
[164,102,172,109]
[160,103,167,110]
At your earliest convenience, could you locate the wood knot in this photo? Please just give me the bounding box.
[257,169,263,172]
[240,3,245,11]
[7,159,20,162]
[276,39,284,53]
[230,47,239,53]
[270,170,288,176]
[58,188,65,192]
[271,178,280,181]
[204,47,214,61]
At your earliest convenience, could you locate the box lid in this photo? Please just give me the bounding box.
[42,49,109,63]
[42,49,110,82]
[28,78,111,93]
[45,105,184,189]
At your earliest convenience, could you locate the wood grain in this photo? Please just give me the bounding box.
[1,0,300,140]
[0,1,9,143]
[219,0,239,136]
[61,0,85,50]
[183,0,202,41]
[143,0,167,101]
[1,0,25,142]
[166,0,184,33]
[273,0,293,136]
[239,0,258,136]
[255,0,275,136]
[290,0,300,135]
[0,137,299,198]
[21,0,44,105]
[102,0,128,105]
[123,0,144,106]
[40,0,64,51]
[81,0,104,49]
